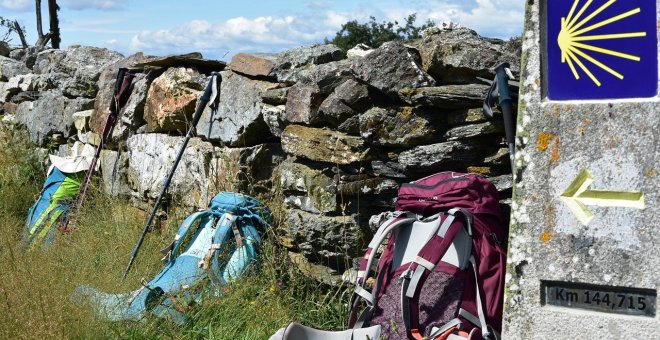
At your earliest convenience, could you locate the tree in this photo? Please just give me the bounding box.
[34,0,51,47]
[326,14,435,52]
[0,17,28,48]
[0,0,60,49]
[35,0,61,48]
[47,0,61,49]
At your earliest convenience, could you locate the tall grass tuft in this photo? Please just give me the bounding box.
[0,125,349,339]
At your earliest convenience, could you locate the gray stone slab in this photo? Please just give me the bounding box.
[504,1,660,338]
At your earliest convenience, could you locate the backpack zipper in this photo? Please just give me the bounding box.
[400,176,470,190]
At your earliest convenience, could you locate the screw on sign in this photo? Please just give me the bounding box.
[547,0,658,100]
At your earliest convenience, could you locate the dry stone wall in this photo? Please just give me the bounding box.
[0,25,520,283]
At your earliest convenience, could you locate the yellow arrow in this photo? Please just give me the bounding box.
[560,169,645,225]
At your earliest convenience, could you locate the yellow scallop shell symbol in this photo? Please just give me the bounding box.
[557,0,647,86]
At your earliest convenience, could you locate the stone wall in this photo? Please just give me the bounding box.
[0,25,520,282]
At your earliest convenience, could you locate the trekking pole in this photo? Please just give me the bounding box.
[122,72,221,280]
[494,62,516,172]
[482,62,517,172]
[61,68,134,232]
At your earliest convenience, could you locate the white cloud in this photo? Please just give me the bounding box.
[384,0,524,39]
[128,0,524,59]
[0,0,30,11]
[454,0,524,37]
[130,14,340,58]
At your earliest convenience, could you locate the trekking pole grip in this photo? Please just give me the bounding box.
[191,72,220,128]
[494,62,514,145]
[493,62,516,171]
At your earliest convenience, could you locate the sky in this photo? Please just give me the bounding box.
[0,0,525,61]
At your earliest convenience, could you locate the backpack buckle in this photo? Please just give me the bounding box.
[398,268,413,284]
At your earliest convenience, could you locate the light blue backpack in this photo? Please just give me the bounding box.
[75,192,271,321]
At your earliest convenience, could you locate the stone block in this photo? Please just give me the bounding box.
[262,87,289,105]
[143,67,206,132]
[14,90,94,146]
[281,125,368,165]
[347,43,374,59]
[271,44,345,82]
[126,133,215,208]
[73,109,93,131]
[416,25,521,84]
[0,56,30,81]
[228,53,277,78]
[284,209,361,269]
[359,106,442,147]
[402,84,488,109]
[444,121,504,141]
[483,148,510,167]
[289,59,352,94]
[351,40,435,102]
[284,84,324,125]
[100,149,132,197]
[261,104,286,137]
[278,160,337,214]
[78,131,101,145]
[197,70,277,146]
[398,140,494,175]
[318,94,356,127]
[447,108,489,126]
[210,143,285,194]
[333,79,371,111]
[338,177,399,197]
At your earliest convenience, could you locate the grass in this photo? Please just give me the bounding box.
[0,125,349,339]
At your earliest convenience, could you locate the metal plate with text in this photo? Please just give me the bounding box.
[542,281,656,317]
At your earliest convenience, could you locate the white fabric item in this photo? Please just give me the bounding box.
[269,323,381,340]
[48,143,96,174]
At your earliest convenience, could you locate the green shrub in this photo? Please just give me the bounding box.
[326,13,435,51]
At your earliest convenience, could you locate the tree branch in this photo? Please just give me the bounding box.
[12,20,28,48]
[36,32,51,48]
[36,0,44,39]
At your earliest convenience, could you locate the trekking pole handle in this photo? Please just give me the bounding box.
[108,68,128,118]
[191,72,220,128]
[494,62,514,145]
[494,62,516,171]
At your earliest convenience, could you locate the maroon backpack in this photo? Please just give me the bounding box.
[349,172,506,340]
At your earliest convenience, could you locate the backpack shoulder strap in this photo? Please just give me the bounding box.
[356,212,418,285]
[400,208,473,340]
[161,210,213,263]
[207,211,262,285]
[349,212,417,328]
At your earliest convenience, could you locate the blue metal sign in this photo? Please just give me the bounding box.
[547,0,658,100]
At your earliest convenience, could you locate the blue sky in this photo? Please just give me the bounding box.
[1,0,524,60]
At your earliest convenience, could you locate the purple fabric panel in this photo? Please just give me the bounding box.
[371,269,464,339]
[473,232,507,332]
